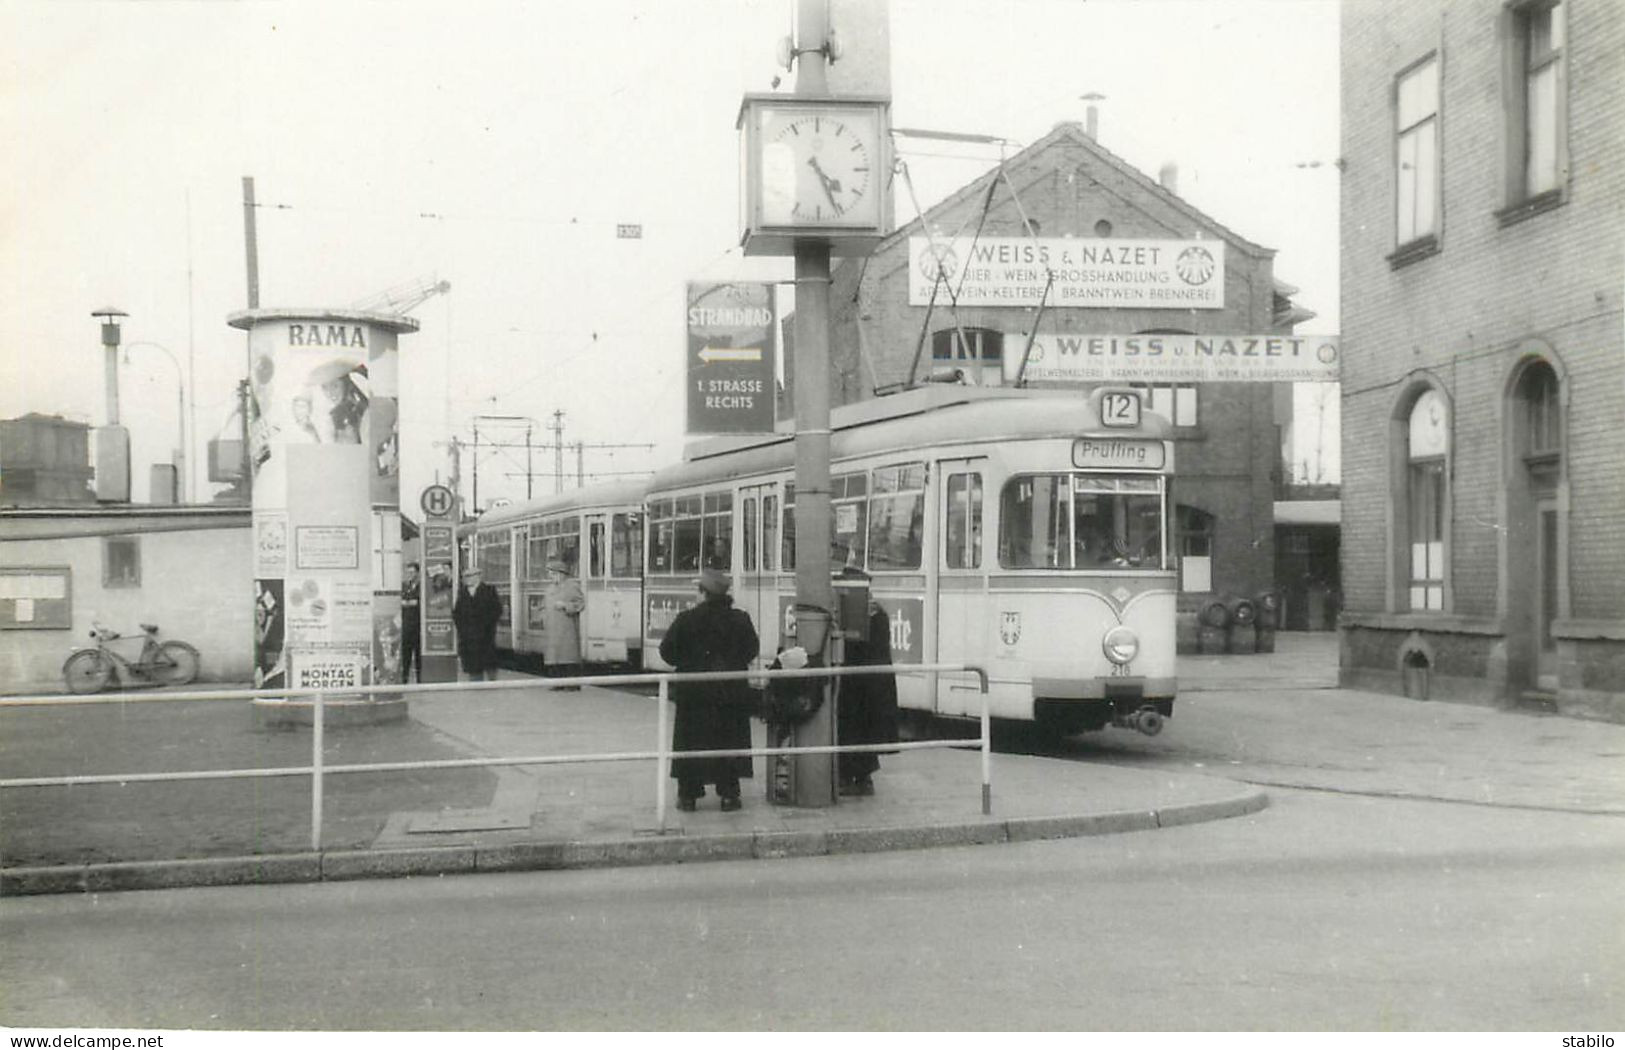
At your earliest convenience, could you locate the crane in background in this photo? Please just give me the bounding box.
[351,275,452,316]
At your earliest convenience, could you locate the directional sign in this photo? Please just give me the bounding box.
[686,281,776,435]
[698,346,763,364]
[420,484,455,518]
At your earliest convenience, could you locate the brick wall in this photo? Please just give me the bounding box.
[1340,0,1625,715]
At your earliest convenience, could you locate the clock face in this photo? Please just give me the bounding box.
[757,106,881,229]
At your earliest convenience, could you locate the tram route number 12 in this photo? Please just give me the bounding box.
[1100,391,1141,428]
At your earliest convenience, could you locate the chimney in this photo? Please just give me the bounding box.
[1085,104,1100,140]
[1159,161,1179,195]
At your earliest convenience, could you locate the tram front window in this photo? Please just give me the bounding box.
[999,473,1164,570]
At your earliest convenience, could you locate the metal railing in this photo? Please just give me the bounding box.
[0,663,991,853]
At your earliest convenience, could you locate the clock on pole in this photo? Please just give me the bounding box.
[738,94,891,257]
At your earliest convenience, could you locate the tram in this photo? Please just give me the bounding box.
[466,479,646,667]
[464,384,1177,736]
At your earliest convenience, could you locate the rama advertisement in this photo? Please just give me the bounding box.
[237,312,411,692]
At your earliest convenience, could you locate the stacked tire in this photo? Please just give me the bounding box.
[1197,599,1229,655]
[1254,590,1281,653]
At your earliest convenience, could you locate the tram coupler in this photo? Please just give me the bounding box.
[1113,705,1165,736]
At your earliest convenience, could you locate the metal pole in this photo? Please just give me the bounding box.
[311,690,325,851]
[981,690,992,815]
[525,426,533,500]
[788,0,837,808]
[472,424,480,514]
[656,677,670,833]
[241,176,260,309]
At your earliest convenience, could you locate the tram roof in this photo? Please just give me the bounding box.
[470,477,650,529]
[656,385,1171,493]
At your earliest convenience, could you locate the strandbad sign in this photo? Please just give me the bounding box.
[1009,333,1341,384]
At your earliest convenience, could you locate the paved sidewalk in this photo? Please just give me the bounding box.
[0,655,1272,895]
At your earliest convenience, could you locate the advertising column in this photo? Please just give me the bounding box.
[231,308,418,701]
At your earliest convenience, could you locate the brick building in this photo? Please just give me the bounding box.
[1339,0,1624,718]
[785,121,1317,620]
[0,414,96,507]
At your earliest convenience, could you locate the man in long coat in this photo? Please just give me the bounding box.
[452,568,502,681]
[660,567,758,811]
[541,559,585,688]
[838,595,899,796]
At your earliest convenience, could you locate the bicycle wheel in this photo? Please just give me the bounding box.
[63,650,113,694]
[151,641,201,687]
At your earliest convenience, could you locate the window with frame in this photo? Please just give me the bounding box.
[478,529,513,625]
[1519,361,1561,461]
[610,512,642,578]
[867,463,926,571]
[1175,505,1215,593]
[931,327,1004,385]
[525,517,579,579]
[701,491,732,571]
[1133,384,1198,427]
[998,474,1165,571]
[1514,0,1566,203]
[104,536,140,588]
[1396,55,1440,246]
[1406,389,1449,612]
[944,471,983,570]
[781,484,796,571]
[831,472,868,569]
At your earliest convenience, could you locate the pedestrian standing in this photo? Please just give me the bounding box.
[452,567,502,682]
[399,561,422,684]
[660,567,759,812]
[838,588,899,797]
[542,559,585,689]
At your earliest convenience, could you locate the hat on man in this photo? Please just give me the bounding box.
[546,560,569,575]
[697,566,732,595]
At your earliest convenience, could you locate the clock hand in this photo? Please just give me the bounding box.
[806,156,842,209]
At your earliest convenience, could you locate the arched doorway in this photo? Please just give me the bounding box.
[1505,357,1563,692]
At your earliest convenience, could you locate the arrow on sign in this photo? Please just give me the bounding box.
[698,346,763,364]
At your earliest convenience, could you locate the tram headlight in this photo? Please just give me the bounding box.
[1102,625,1140,666]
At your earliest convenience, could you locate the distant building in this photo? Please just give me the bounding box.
[1339,0,1624,718]
[0,414,96,507]
[1,505,252,692]
[784,121,1323,628]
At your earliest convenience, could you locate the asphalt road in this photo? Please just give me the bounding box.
[3,786,1621,1031]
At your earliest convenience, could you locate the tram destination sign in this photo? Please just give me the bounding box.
[685,281,776,435]
[1011,333,1341,384]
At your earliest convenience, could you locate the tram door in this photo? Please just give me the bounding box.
[935,458,986,718]
[738,483,782,655]
[583,514,629,664]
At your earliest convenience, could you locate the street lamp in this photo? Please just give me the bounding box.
[122,340,187,504]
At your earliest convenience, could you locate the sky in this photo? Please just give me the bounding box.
[0,0,1342,507]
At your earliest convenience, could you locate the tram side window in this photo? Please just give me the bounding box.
[945,472,983,569]
[868,463,925,570]
[762,494,778,573]
[831,472,868,570]
[782,485,796,571]
[702,491,732,570]
[648,499,674,574]
[743,496,758,572]
[611,512,642,578]
[589,522,605,577]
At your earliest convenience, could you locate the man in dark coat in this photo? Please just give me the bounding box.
[660,567,759,811]
[452,567,502,681]
[399,562,422,684]
[838,596,899,796]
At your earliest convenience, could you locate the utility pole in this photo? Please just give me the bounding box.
[551,410,565,493]
[526,425,534,500]
[575,441,584,488]
[471,423,481,514]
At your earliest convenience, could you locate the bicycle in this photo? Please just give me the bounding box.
[62,623,201,694]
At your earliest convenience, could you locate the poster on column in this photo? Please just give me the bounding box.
[373,595,403,685]
[285,576,373,645]
[247,320,373,505]
[254,578,286,689]
[253,511,288,577]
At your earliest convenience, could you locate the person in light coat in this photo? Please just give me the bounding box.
[542,559,585,689]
